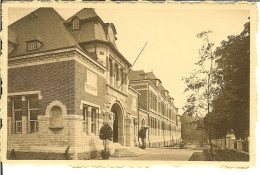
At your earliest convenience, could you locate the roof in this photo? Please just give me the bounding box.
[9,8,77,57]
[66,8,98,23]
[146,72,157,80]
[68,20,108,43]
[128,70,145,81]
[8,28,17,45]
[8,8,130,67]
[65,9,118,45]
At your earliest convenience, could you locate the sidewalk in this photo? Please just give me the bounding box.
[110,148,200,161]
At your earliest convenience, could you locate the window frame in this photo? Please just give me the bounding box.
[27,41,37,51]
[83,108,88,133]
[12,99,23,133]
[83,105,99,135]
[28,97,39,133]
[91,108,96,134]
[72,18,80,30]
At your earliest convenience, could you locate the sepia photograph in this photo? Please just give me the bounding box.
[1,2,258,168]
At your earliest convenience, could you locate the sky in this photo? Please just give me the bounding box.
[8,7,249,114]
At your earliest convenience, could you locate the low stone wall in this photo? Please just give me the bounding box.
[7,151,73,160]
[7,115,106,160]
[212,138,249,153]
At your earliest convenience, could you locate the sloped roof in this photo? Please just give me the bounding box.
[158,84,166,92]
[9,8,77,57]
[65,8,119,52]
[146,72,158,80]
[8,28,17,45]
[66,8,98,23]
[68,20,108,44]
[128,70,145,81]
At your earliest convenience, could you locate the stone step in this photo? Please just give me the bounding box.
[112,145,147,157]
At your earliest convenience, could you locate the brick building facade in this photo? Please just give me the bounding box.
[7,8,181,159]
[129,70,182,147]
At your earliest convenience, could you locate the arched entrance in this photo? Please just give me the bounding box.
[111,103,124,145]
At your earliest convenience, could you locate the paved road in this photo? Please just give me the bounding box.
[110,148,202,161]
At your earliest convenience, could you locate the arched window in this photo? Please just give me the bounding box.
[142,119,145,127]
[72,18,80,30]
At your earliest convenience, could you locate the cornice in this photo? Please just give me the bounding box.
[8,47,106,74]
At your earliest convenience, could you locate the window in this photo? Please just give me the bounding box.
[109,59,113,77]
[72,18,80,30]
[85,70,97,96]
[83,108,88,133]
[83,105,98,134]
[120,69,124,85]
[28,97,39,133]
[91,108,96,133]
[100,51,104,55]
[27,42,37,51]
[13,99,22,133]
[142,119,145,127]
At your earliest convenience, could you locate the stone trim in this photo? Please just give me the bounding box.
[38,115,83,120]
[8,91,42,99]
[80,100,101,111]
[8,48,106,76]
[128,86,140,96]
[45,100,67,117]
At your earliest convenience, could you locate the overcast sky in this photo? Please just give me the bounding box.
[8,7,249,114]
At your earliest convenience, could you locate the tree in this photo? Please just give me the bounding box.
[212,21,250,139]
[99,124,113,159]
[181,113,208,146]
[183,31,219,160]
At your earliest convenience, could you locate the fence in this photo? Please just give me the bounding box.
[212,138,249,153]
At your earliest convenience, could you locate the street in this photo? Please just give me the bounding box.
[110,148,202,161]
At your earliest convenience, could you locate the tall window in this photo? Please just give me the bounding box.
[83,105,98,134]
[91,108,96,133]
[28,97,39,133]
[155,97,157,112]
[120,69,124,84]
[83,107,88,133]
[13,99,22,133]
[72,18,80,30]
[109,59,113,77]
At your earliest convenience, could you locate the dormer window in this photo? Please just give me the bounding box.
[26,36,43,51]
[72,18,80,30]
[27,41,37,51]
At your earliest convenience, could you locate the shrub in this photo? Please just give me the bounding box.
[203,148,249,161]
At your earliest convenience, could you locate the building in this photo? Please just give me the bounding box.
[129,70,182,147]
[7,8,181,159]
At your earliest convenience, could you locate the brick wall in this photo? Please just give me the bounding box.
[138,91,148,110]
[8,60,75,115]
[126,92,138,117]
[74,61,107,116]
[131,85,147,89]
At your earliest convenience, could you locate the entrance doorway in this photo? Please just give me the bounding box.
[111,103,123,144]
